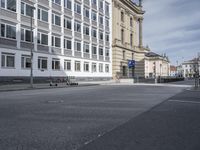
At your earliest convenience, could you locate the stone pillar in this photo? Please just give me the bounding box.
[138,18,143,48]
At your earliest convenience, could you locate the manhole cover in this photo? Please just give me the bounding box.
[46,100,64,103]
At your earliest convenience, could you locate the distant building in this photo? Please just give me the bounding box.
[170,65,177,77]
[144,52,170,78]
[176,65,183,77]
[182,58,200,78]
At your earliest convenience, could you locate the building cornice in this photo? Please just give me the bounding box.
[113,0,145,15]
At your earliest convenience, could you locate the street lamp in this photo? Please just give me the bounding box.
[30,6,35,88]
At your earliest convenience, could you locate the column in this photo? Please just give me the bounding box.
[138,18,143,48]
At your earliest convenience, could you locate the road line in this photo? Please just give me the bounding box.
[169,99,200,104]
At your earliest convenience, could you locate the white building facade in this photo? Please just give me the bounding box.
[182,59,200,78]
[0,0,112,82]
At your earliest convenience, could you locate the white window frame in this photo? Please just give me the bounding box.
[52,0,61,5]
[99,63,103,73]
[1,53,15,68]
[0,23,16,39]
[105,64,109,73]
[83,25,90,35]
[37,32,48,46]
[21,55,31,69]
[75,61,81,71]
[64,0,71,10]
[83,42,90,53]
[21,2,34,17]
[64,60,71,71]
[64,38,72,50]
[38,8,48,22]
[64,17,72,30]
[74,2,81,14]
[74,21,81,32]
[92,63,97,73]
[84,62,89,72]
[52,13,61,26]
[52,35,61,48]
[38,57,48,70]
[0,0,16,12]
[52,58,60,70]
[74,40,81,51]
[21,28,33,43]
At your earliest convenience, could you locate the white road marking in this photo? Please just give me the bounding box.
[169,99,200,104]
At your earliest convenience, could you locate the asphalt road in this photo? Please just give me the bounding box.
[79,89,200,150]
[0,85,185,150]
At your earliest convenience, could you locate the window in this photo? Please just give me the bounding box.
[64,0,71,9]
[92,45,97,55]
[52,13,61,26]
[130,17,133,27]
[75,61,81,71]
[84,7,90,18]
[83,25,90,35]
[1,53,15,68]
[1,0,16,12]
[64,17,72,29]
[37,32,48,45]
[99,15,103,25]
[84,62,89,72]
[21,2,34,17]
[99,0,103,10]
[99,47,103,56]
[52,0,61,5]
[121,29,124,43]
[83,42,90,53]
[105,64,109,73]
[91,11,97,21]
[105,49,109,57]
[64,60,71,70]
[52,36,61,47]
[99,31,103,40]
[74,21,81,32]
[92,28,97,38]
[21,28,33,42]
[99,63,103,72]
[64,38,71,50]
[21,55,31,69]
[130,33,133,47]
[74,2,81,14]
[123,50,125,60]
[105,34,109,42]
[38,8,48,22]
[121,11,124,22]
[0,23,16,39]
[38,57,47,70]
[105,19,109,27]
[74,40,81,51]
[92,63,97,72]
[105,3,109,15]
[92,0,96,5]
[52,59,60,70]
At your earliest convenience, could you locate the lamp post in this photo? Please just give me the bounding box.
[30,6,35,88]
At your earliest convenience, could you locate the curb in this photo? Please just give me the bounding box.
[0,84,100,92]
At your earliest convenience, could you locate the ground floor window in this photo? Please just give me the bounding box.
[1,53,15,68]
[21,55,31,69]
[64,60,71,71]
[38,57,47,70]
[92,63,97,72]
[75,61,81,71]
[99,63,103,72]
[52,59,60,70]
[84,62,89,72]
[105,64,109,73]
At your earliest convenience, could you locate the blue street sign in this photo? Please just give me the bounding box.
[128,60,135,68]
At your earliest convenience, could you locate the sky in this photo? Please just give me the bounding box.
[139,0,200,65]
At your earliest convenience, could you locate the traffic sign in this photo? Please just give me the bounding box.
[128,60,135,68]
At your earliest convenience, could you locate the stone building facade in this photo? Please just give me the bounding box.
[112,0,147,79]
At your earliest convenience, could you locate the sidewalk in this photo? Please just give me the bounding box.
[0,82,100,92]
[78,89,200,150]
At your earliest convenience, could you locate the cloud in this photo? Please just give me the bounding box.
[142,0,200,65]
